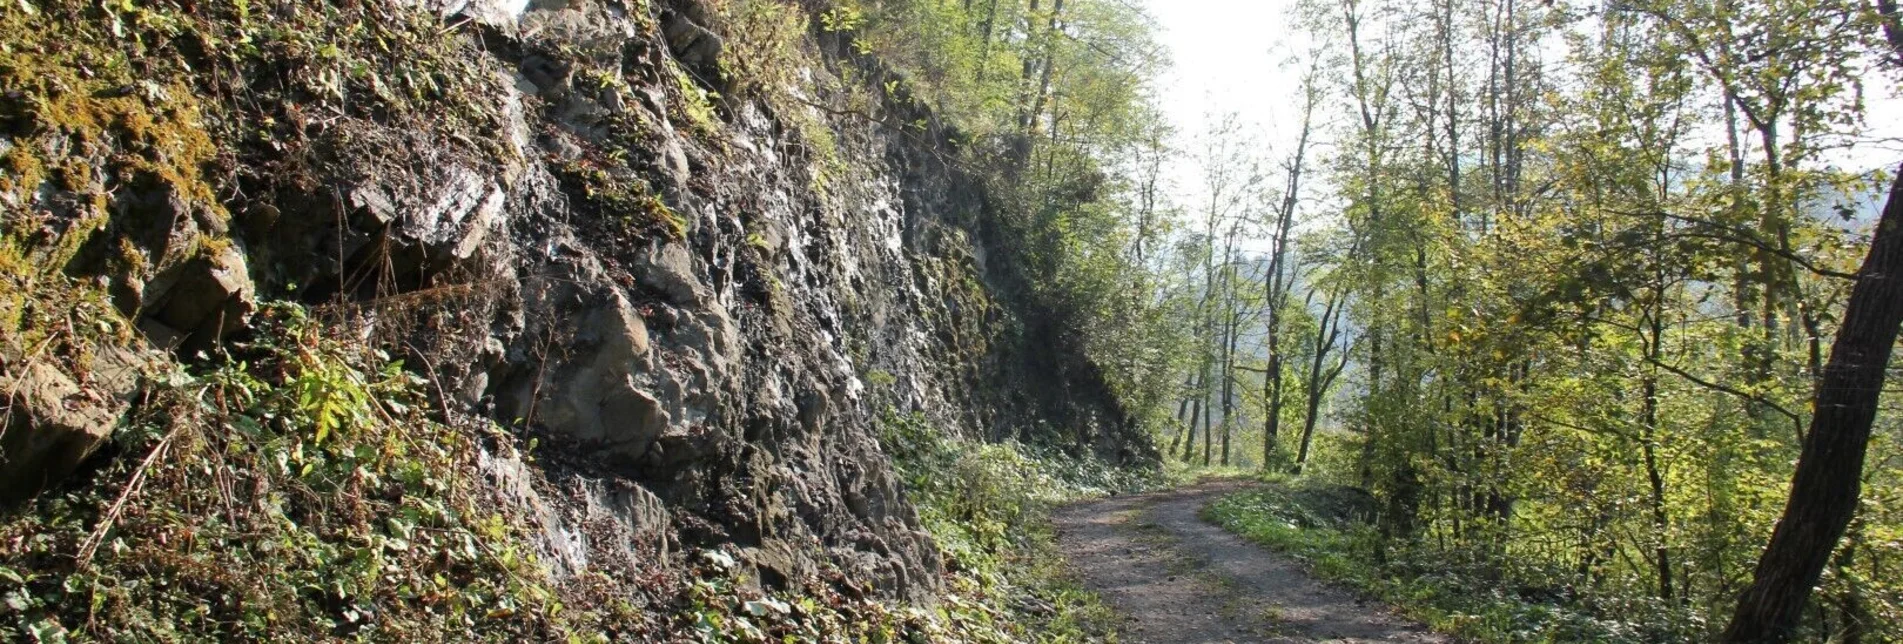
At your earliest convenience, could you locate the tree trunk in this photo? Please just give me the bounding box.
[1263,70,1314,468]
[1171,372,1197,456]
[1721,164,1903,642]
[1183,368,1203,462]
[1200,375,1214,466]
[1295,290,1346,473]
[1264,353,1284,465]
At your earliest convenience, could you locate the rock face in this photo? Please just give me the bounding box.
[1,0,1151,599]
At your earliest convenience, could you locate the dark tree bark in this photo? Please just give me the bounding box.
[1200,373,1214,466]
[1295,286,1348,473]
[1721,164,1903,642]
[1183,368,1203,462]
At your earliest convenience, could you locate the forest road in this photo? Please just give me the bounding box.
[1053,480,1448,644]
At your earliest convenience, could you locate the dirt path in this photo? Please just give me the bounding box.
[1053,480,1447,644]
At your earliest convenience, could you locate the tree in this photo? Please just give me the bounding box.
[1721,161,1903,643]
[1259,58,1323,467]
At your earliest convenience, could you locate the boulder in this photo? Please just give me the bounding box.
[140,242,255,353]
[636,241,706,305]
[349,164,505,263]
[662,10,723,73]
[536,292,670,460]
[1,347,153,503]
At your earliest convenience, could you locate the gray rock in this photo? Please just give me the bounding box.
[658,135,692,187]
[536,292,669,460]
[637,241,705,305]
[662,12,723,70]
[141,242,255,352]
[402,0,527,26]
[353,165,505,262]
[518,55,573,97]
[1,347,154,503]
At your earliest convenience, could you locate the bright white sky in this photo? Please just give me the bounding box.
[1141,0,1305,142]
[1140,0,1310,202]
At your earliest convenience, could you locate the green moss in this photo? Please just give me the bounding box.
[555,161,688,240]
[1,143,45,196]
[0,2,228,300]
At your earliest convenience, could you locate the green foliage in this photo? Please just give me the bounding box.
[554,164,688,239]
[1241,0,1903,638]
[0,304,572,642]
[669,66,723,138]
[830,0,1188,439]
[878,411,1146,642]
[1208,484,1703,643]
[0,306,1151,643]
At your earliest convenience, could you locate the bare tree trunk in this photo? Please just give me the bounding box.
[1263,65,1318,468]
[1169,373,1196,456]
[975,0,1002,82]
[1200,371,1214,466]
[1183,368,1203,462]
[1221,313,1236,466]
[1641,352,1673,602]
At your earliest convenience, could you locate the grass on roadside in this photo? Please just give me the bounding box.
[1204,479,1698,644]
[878,411,1151,642]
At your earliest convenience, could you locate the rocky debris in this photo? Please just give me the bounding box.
[0,346,155,503]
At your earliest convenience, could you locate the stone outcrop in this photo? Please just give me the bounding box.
[1,0,1152,601]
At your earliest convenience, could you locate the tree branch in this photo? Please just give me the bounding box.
[1646,357,1805,441]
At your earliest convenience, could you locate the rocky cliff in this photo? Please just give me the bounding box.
[0,0,1152,628]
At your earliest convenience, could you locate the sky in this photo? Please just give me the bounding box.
[1139,0,1310,200]
[1140,0,1303,141]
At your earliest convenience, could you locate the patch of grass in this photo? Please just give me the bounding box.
[879,410,1150,642]
[1205,482,1699,643]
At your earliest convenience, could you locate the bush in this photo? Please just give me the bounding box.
[0,304,572,642]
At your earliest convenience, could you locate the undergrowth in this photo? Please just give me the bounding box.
[0,304,574,642]
[1205,481,1702,643]
[879,411,1149,642]
[0,304,1142,643]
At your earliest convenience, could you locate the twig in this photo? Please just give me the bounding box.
[77,422,182,569]
[1613,208,1859,280]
